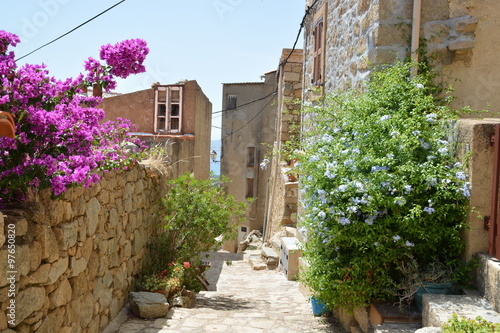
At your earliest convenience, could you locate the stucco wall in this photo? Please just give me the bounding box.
[0,163,167,333]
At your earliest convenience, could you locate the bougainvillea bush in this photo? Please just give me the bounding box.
[296,63,472,311]
[0,30,149,202]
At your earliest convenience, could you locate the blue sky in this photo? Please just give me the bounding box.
[3,0,305,141]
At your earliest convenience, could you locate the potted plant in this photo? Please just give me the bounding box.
[396,256,458,311]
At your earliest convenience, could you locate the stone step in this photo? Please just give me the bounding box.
[423,294,500,327]
[248,255,267,270]
[373,323,422,333]
[261,245,279,269]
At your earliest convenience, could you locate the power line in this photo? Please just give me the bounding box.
[16,0,126,62]
[212,90,276,115]
[221,93,276,140]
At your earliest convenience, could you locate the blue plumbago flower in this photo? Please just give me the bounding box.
[338,184,348,192]
[380,115,391,121]
[333,127,341,134]
[339,217,351,225]
[352,148,360,154]
[391,131,399,137]
[317,211,326,219]
[426,113,437,122]
[438,140,449,146]
[426,178,437,186]
[310,155,320,162]
[405,241,415,247]
[353,181,364,191]
[427,155,436,161]
[321,134,334,142]
[404,185,412,193]
[455,171,467,180]
[387,153,395,158]
[460,182,471,197]
[381,181,391,188]
[423,206,435,214]
[371,165,390,172]
[344,159,354,167]
[416,83,425,89]
[374,242,380,247]
[347,205,358,213]
[412,130,421,136]
[421,142,431,150]
[454,162,462,168]
[393,235,401,242]
[395,197,406,206]
[438,147,448,154]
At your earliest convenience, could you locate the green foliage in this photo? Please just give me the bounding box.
[144,173,246,275]
[296,62,472,311]
[443,314,500,332]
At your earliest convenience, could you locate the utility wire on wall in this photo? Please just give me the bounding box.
[221,93,276,140]
[16,0,126,62]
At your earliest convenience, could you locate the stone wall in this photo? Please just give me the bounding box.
[263,49,302,242]
[0,163,167,333]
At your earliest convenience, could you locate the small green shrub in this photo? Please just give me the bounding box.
[443,314,500,332]
[144,173,246,275]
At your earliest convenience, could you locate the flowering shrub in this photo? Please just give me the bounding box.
[296,63,471,310]
[0,31,149,202]
[141,261,198,297]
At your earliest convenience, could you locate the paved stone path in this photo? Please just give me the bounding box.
[109,251,343,333]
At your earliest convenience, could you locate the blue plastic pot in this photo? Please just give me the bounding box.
[415,282,455,311]
[311,296,328,316]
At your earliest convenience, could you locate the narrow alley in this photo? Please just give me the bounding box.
[106,252,343,333]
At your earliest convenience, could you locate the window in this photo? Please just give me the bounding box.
[154,86,183,133]
[312,3,327,87]
[227,94,237,110]
[246,177,254,198]
[247,147,255,167]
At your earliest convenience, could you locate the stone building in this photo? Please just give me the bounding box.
[220,71,278,252]
[299,0,500,330]
[100,80,212,179]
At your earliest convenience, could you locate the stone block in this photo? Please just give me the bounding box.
[28,263,50,285]
[4,215,28,237]
[48,256,69,284]
[448,38,475,51]
[129,292,169,319]
[86,197,101,237]
[36,306,65,333]
[69,256,88,278]
[456,16,478,33]
[15,286,46,324]
[0,309,7,330]
[354,307,370,333]
[49,278,72,308]
[54,220,78,250]
[29,241,42,272]
[423,294,500,327]
[69,272,88,297]
[38,225,60,263]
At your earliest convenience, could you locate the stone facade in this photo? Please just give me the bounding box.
[263,49,303,243]
[0,163,167,332]
[302,0,494,111]
[220,72,278,252]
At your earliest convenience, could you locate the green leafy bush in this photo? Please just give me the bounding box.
[296,62,471,311]
[443,314,500,332]
[144,173,246,275]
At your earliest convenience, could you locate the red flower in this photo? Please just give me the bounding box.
[183,262,191,269]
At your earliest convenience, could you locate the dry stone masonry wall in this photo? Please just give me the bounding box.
[0,163,167,333]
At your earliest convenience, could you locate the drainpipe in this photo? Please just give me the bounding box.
[410,0,422,77]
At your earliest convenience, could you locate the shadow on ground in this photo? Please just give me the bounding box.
[196,294,255,311]
[201,252,244,291]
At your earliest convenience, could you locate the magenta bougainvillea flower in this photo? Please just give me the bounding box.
[0,31,149,202]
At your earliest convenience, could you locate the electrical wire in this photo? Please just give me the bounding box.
[212,90,277,115]
[15,0,126,62]
[221,93,276,140]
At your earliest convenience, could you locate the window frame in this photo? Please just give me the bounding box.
[154,85,183,134]
[312,3,327,88]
